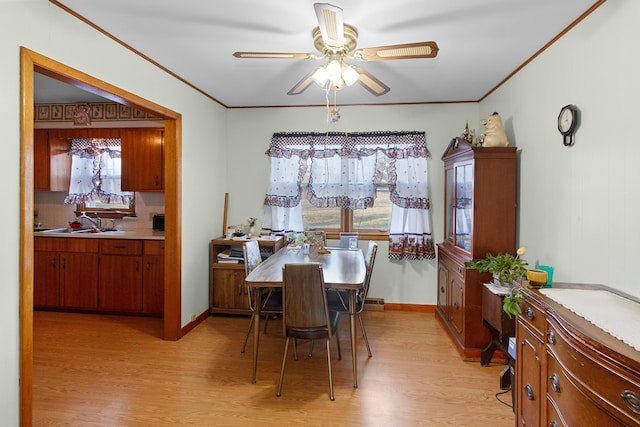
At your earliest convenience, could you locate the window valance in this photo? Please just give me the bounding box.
[262,131,435,260]
[264,131,430,210]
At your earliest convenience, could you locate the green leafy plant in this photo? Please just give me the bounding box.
[467,247,528,317]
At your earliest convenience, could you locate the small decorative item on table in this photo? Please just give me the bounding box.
[527,269,548,288]
[247,217,257,237]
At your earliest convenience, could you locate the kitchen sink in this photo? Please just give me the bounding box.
[39,228,94,234]
[38,228,125,234]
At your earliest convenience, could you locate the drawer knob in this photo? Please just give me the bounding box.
[550,422,558,427]
[550,373,561,393]
[547,330,556,344]
[453,302,459,310]
[621,390,640,414]
[524,384,535,400]
[526,307,535,320]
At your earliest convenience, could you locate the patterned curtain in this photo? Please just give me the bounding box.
[263,131,434,260]
[388,152,435,260]
[64,138,134,205]
[261,146,307,235]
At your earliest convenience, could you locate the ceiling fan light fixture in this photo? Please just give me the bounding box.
[341,64,359,86]
[326,59,342,80]
[312,67,329,85]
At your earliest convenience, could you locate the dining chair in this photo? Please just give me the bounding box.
[240,240,282,353]
[327,240,378,357]
[277,263,341,401]
[304,230,326,247]
[338,232,359,249]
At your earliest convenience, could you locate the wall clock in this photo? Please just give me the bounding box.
[557,104,579,146]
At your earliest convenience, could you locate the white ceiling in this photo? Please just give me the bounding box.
[39,0,602,108]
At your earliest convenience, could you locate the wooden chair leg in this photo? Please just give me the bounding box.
[325,338,334,401]
[293,338,299,361]
[335,328,342,360]
[308,339,314,357]
[240,314,254,353]
[276,337,290,397]
[358,314,372,357]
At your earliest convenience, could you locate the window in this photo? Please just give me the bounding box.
[301,156,392,237]
[64,138,134,217]
[263,131,435,259]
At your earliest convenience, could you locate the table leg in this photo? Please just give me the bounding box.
[349,289,358,388]
[252,288,262,384]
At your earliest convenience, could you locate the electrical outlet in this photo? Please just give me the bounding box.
[190,314,196,322]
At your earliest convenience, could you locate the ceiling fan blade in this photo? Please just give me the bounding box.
[314,3,344,49]
[233,52,318,60]
[354,41,439,61]
[353,67,390,96]
[287,69,317,95]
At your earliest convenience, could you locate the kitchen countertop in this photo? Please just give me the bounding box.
[34,228,164,240]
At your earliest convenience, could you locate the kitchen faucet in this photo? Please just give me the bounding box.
[78,211,100,229]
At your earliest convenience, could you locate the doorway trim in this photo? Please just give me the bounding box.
[20,47,183,426]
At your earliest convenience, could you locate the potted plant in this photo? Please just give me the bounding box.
[467,247,528,317]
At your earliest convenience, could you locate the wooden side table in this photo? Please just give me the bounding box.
[480,284,515,372]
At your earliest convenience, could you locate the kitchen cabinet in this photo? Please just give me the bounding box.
[436,138,517,360]
[209,236,284,315]
[33,129,72,191]
[34,127,163,192]
[120,128,164,191]
[34,236,163,315]
[34,237,99,310]
[98,239,143,312]
[516,284,640,426]
[142,240,165,314]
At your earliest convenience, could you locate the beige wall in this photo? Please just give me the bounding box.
[1,0,633,424]
[1,1,226,423]
[226,103,480,305]
[481,0,639,298]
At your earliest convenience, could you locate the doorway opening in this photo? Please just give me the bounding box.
[20,47,182,425]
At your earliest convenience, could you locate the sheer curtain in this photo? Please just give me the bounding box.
[388,149,435,260]
[64,138,133,205]
[261,146,307,234]
[263,131,434,260]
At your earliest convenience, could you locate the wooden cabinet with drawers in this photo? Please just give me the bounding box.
[516,284,640,426]
[34,236,164,315]
[209,237,284,315]
[98,239,144,312]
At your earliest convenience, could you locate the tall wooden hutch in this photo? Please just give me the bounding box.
[436,138,517,360]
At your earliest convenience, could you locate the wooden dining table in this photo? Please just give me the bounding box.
[244,245,366,387]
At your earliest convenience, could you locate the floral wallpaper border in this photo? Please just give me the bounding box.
[34,102,159,122]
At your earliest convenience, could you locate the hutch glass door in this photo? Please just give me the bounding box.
[453,162,473,252]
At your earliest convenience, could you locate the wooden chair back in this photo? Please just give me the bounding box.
[304,230,326,247]
[339,232,359,249]
[282,263,329,333]
[360,241,378,312]
[243,240,262,276]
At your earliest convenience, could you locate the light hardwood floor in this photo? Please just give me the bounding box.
[33,310,515,426]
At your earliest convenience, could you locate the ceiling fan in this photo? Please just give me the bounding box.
[233,3,439,96]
